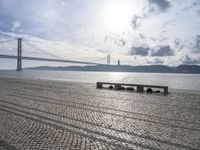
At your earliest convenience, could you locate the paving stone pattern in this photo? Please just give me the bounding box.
[0,78,200,150]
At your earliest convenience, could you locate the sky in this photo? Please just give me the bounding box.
[0,0,200,69]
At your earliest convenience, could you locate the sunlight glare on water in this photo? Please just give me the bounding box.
[107,72,126,82]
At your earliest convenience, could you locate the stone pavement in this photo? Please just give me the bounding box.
[0,78,199,150]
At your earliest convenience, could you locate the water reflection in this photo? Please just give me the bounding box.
[108,72,126,82]
[0,70,200,90]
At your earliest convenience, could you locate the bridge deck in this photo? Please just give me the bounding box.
[0,54,99,65]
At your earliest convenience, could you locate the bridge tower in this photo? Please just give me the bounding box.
[16,38,22,71]
[107,55,110,65]
[117,59,120,66]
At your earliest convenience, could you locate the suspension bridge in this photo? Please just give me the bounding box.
[0,37,109,71]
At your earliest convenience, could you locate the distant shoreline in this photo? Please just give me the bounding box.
[24,69,200,74]
[25,64,200,74]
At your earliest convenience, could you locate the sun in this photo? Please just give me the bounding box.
[101,0,137,32]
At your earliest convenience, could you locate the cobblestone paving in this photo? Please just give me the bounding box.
[0,78,200,150]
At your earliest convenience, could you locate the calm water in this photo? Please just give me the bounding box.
[0,70,200,90]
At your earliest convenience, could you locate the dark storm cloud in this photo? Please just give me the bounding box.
[182,55,200,65]
[148,0,171,12]
[129,46,150,56]
[151,45,174,56]
[128,45,174,57]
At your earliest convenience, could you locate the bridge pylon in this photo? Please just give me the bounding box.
[16,38,22,71]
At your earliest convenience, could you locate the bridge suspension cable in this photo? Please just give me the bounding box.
[0,37,108,70]
[0,39,18,44]
[23,40,65,60]
[92,57,107,63]
[0,38,18,56]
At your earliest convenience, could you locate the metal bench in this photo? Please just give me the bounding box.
[96,82,168,94]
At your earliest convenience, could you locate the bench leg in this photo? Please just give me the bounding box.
[96,82,102,88]
[137,86,144,92]
[164,87,168,94]
[114,84,121,90]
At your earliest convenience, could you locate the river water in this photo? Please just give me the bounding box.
[0,70,200,90]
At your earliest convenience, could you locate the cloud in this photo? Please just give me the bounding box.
[183,1,200,11]
[151,45,174,56]
[147,57,164,64]
[154,57,164,64]
[131,0,171,30]
[174,38,180,47]
[174,38,184,51]
[198,10,200,16]
[139,33,146,39]
[189,35,200,53]
[115,39,126,47]
[104,35,126,47]
[148,0,171,13]
[128,46,150,56]
[0,0,98,41]
[131,15,141,29]
[150,36,169,43]
[181,55,200,65]
[11,20,21,31]
[0,13,15,32]
[173,35,200,55]
[128,44,174,57]
[193,35,200,52]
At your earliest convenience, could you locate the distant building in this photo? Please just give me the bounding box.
[107,55,110,65]
[117,59,120,66]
